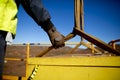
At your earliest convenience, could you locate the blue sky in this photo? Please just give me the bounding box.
[13,0,120,44]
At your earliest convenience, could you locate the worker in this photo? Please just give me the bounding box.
[0,0,65,79]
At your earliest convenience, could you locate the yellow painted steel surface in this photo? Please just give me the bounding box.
[26,56,120,80]
[3,75,27,80]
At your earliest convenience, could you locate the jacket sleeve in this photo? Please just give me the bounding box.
[20,0,51,25]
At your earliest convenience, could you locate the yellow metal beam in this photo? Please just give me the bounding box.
[3,56,120,80]
[80,41,101,53]
[5,58,25,61]
[67,42,81,54]
[74,28,120,55]
[36,46,53,57]
[27,56,120,80]
[36,33,76,57]
[28,56,120,66]
[74,0,80,30]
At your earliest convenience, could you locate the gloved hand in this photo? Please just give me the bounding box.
[47,27,65,48]
[40,19,65,48]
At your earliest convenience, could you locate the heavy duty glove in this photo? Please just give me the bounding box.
[40,19,65,48]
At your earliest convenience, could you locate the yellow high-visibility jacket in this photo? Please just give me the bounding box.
[0,0,51,37]
[0,0,18,35]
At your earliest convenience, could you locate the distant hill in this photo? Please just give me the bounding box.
[5,45,92,58]
[5,44,120,58]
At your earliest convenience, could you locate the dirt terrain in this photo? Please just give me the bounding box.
[5,44,91,58]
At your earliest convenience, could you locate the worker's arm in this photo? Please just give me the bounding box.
[20,0,51,25]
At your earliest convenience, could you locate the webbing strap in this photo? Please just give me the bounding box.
[28,65,40,80]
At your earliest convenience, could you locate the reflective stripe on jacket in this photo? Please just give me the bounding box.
[0,0,18,35]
